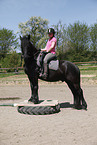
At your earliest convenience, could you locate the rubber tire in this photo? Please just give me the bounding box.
[17,105,60,115]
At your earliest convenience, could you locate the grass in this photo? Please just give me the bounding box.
[78,65,97,76]
[81,70,97,76]
[0,67,97,86]
[0,72,25,78]
[0,65,97,78]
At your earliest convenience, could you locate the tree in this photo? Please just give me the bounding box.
[0,28,18,59]
[67,22,90,51]
[0,51,20,69]
[53,21,68,59]
[18,16,49,48]
[90,23,97,60]
[66,22,90,61]
[90,23,97,51]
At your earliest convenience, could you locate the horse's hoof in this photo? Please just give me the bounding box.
[28,98,39,104]
[82,105,87,111]
[73,105,82,110]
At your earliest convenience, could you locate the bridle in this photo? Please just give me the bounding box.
[20,41,41,66]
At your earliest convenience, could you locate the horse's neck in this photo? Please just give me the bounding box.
[24,56,35,65]
[32,46,40,60]
[34,50,41,60]
[30,42,39,56]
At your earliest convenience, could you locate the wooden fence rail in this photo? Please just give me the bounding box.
[0,67,23,73]
[0,67,23,70]
[0,61,97,73]
[74,61,97,64]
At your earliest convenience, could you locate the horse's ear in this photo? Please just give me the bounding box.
[20,36,22,40]
[28,35,30,40]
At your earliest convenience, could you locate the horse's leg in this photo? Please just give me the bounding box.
[67,81,87,110]
[29,82,39,104]
[27,71,39,104]
[78,88,87,110]
[66,81,82,109]
[72,83,87,110]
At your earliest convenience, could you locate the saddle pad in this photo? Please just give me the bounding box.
[49,60,59,70]
[37,54,41,67]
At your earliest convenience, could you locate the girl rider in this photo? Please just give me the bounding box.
[40,28,57,79]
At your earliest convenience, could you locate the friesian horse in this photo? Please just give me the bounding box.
[20,35,87,110]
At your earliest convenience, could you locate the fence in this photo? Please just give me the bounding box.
[74,61,97,65]
[0,61,97,74]
[0,67,23,74]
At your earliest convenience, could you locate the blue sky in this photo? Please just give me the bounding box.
[0,0,97,34]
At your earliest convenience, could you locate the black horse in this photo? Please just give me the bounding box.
[20,35,87,110]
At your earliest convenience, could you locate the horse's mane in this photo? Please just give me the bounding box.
[29,41,40,59]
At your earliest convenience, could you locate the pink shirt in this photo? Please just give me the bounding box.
[46,37,57,54]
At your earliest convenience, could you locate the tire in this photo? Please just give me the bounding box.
[17,104,60,115]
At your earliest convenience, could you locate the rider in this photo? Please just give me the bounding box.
[40,28,57,79]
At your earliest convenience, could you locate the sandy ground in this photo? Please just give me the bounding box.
[0,76,97,145]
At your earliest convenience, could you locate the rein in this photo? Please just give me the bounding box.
[33,50,40,60]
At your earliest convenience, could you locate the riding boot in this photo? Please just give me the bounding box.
[40,63,48,79]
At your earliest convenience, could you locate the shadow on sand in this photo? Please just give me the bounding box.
[59,102,74,109]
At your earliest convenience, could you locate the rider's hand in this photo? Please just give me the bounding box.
[41,48,46,51]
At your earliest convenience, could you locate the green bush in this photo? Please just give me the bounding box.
[0,51,21,72]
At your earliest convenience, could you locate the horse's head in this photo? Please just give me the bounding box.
[20,35,37,60]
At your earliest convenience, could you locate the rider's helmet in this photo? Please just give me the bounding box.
[48,28,55,34]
